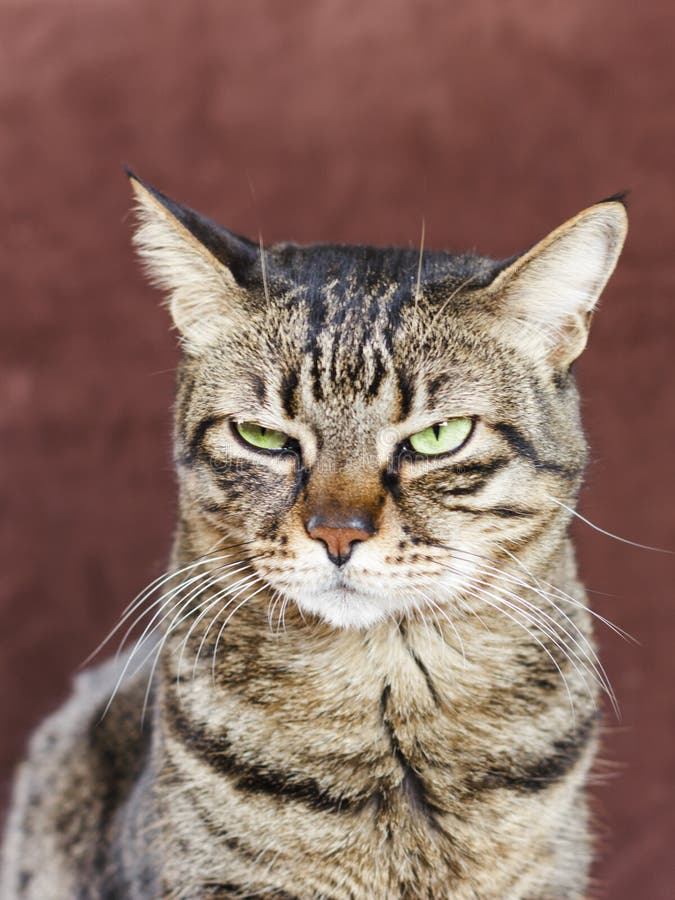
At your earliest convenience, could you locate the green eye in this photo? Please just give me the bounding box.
[408,417,474,456]
[235,422,290,452]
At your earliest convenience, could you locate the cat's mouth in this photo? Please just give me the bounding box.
[284,564,417,629]
[329,576,357,593]
[327,567,382,596]
[260,545,470,629]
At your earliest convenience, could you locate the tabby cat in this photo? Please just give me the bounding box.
[1,172,627,899]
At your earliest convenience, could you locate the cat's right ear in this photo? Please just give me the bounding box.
[127,169,261,353]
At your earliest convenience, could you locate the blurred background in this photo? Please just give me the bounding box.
[1,1,673,897]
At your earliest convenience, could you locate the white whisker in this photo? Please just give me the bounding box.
[413,217,426,311]
[410,583,467,667]
[267,589,282,634]
[259,232,271,305]
[82,542,254,667]
[210,581,270,680]
[446,554,616,704]
[100,554,260,721]
[187,573,263,683]
[470,572,611,713]
[549,496,672,554]
[494,542,635,644]
[460,583,579,722]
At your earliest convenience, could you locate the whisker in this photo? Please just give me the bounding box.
[413,217,426,311]
[549,496,672,554]
[98,564,242,722]
[186,572,263,683]
[432,557,602,716]
[445,566,611,690]
[458,582,579,721]
[494,542,636,644]
[115,536,253,624]
[113,559,244,662]
[434,546,623,713]
[116,554,259,666]
[443,554,614,687]
[209,581,270,681]
[138,564,260,711]
[470,569,614,713]
[82,539,256,667]
[101,555,260,721]
[267,589,282,634]
[410,583,467,667]
[427,537,633,652]
[259,232,271,305]
[138,571,247,723]
[277,593,291,635]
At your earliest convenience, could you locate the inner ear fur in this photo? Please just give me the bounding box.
[487,199,628,368]
[127,170,262,353]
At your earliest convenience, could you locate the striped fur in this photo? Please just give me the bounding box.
[0,177,627,899]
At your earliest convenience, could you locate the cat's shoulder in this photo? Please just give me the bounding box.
[1,656,149,899]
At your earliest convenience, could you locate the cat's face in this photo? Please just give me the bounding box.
[130,174,627,628]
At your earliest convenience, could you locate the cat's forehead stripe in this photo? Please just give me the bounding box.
[395,368,415,421]
[280,368,299,419]
[291,277,408,408]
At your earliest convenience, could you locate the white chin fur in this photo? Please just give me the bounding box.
[294,589,391,630]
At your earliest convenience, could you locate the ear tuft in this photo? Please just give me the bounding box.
[597,189,629,207]
[126,171,260,352]
[490,200,628,367]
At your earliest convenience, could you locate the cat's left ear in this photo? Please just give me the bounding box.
[488,198,628,367]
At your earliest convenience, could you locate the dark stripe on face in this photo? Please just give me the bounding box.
[280,368,299,418]
[310,345,323,402]
[493,422,579,478]
[182,415,225,465]
[289,459,310,505]
[448,457,511,479]
[164,692,368,814]
[500,508,558,555]
[252,375,267,404]
[552,367,571,391]
[175,367,197,431]
[517,655,559,693]
[396,368,414,420]
[425,374,447,405]
[437,456,511,497]
[365,349,387,399]
[472,712,598,794]
[198,500,229,515]
[443,504,536,518]
[381,465,401,501]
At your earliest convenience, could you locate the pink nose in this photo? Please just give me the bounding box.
[306,518,376,566]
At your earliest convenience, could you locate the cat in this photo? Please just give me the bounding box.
[0,171,627,899]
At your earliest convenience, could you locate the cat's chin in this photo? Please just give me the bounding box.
[294,588,394,630]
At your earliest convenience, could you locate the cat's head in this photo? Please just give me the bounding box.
[129,172,627,629]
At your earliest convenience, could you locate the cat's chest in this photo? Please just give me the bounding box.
[178,622,491,789]
[183,626,484,818]
[158,629,523,897]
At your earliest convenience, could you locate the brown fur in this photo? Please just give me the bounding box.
[1,175,627,899]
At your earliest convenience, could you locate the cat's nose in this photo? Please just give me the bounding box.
[305,513,377,566]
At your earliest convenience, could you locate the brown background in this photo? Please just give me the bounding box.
[1,1,673,897]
